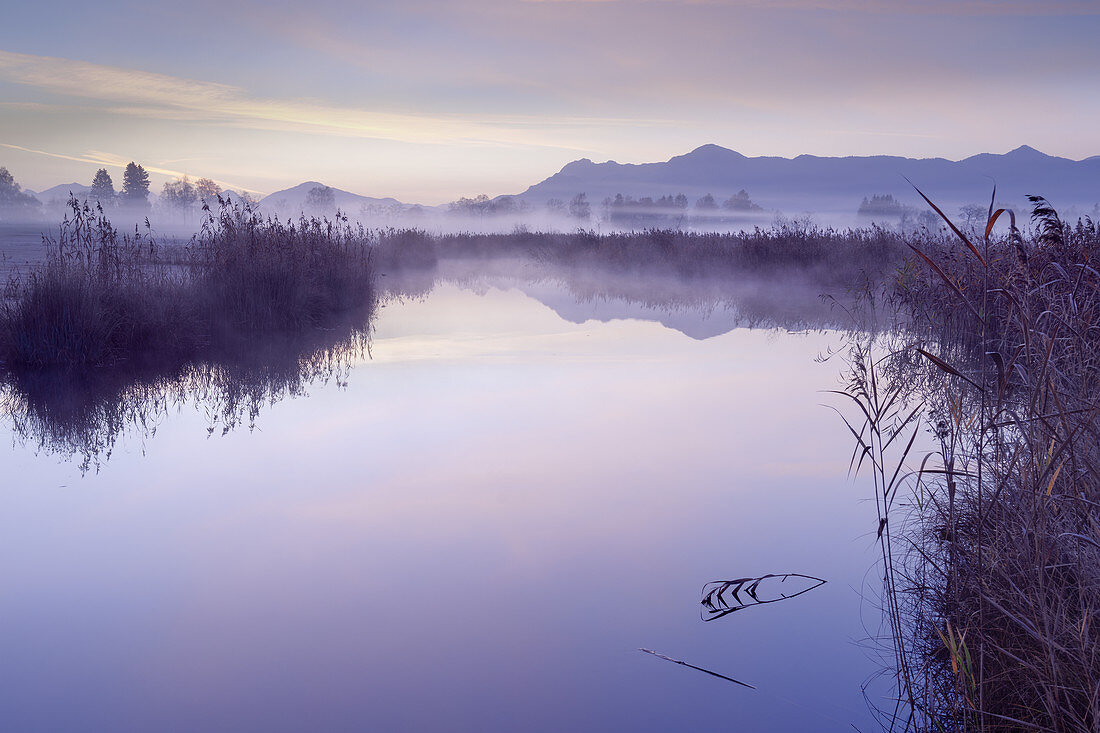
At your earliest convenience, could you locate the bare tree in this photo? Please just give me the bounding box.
[194,178,222,203]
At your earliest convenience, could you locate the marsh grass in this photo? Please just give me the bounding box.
[0,196,378,469]
[844,190,1100,731]
[0,196,377,369]
[376,223,909,287]
[2,210,903,466]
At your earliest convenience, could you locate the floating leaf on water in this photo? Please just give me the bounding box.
[701,573,827,621]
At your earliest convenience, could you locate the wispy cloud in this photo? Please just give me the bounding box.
[0,50,651,152]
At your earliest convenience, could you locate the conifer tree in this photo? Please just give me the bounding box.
[90,168,116,204]
[121,162,151,207]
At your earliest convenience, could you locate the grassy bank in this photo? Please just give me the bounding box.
[1,197,377,369]
[846,196,1100,731]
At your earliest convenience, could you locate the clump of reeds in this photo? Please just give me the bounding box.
[374,224,910,286]
[0,196,377,369]
[846,189,1100,731]
[1,200,184,366]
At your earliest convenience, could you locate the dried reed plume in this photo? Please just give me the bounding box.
[843,186,1100,732]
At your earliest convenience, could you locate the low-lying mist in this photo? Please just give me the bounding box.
[0,195,914,466]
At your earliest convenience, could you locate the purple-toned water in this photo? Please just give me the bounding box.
[1,270,891,732]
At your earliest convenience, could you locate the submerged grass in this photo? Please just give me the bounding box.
[843,190,1100,731]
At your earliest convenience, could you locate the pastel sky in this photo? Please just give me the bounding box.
[1,0,1098,204]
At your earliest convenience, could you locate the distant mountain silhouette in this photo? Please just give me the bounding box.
[516,144,1100,216]
[258,181,407,217]
[20,144,1100,224]
[34,183,91,203]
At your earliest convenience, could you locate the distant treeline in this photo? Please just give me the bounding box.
[0,163,257,224]
[0,167,38,214]
[445,189,766,227]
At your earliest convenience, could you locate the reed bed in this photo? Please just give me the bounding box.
[0,196,377,369]
[374,222,909,286]
[2,206,904,371]
[844,193,1100,731]
[3,207,908,467]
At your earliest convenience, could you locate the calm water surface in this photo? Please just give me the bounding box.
[2,277,889,732]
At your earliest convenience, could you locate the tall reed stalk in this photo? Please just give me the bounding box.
[0,195,378,369]
[845,189,1100,731]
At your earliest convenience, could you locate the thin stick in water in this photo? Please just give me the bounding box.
[638,648,756,689]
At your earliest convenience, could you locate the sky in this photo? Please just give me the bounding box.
[1,0,1098,204]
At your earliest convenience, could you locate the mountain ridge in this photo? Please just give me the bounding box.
[514,144,1100,215]
[18,145,1100,219]
[257,181,408,216]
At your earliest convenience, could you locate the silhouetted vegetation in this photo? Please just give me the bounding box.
[448,194,528,217]
[858,193,911,219]
[120,162,150,210]
[568,193,591,220]
[598,190,764,228]
[0,207,917,468]
[89,168,116,208]
[194,177,221,202]
[723,189,763,212]
[601,193,685,227]
[842,192,1100,732]
[305,185,336,216]
[1,324,366,473]
[0,167,41,218]
[0,196,377,370]
[161,175,198,217]
[375,222,908,287]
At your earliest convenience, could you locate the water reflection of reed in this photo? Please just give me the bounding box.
[4,256,870,470]
[2,327,367,472]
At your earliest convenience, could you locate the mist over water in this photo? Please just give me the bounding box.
[0,194,922,262]
[3,0,1096,723]
[0,243,896,731]
[1,255,862,466]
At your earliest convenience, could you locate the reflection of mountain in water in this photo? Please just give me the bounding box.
[383,257,857,339]
[525,283,742,340]
[4,256,866,468]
